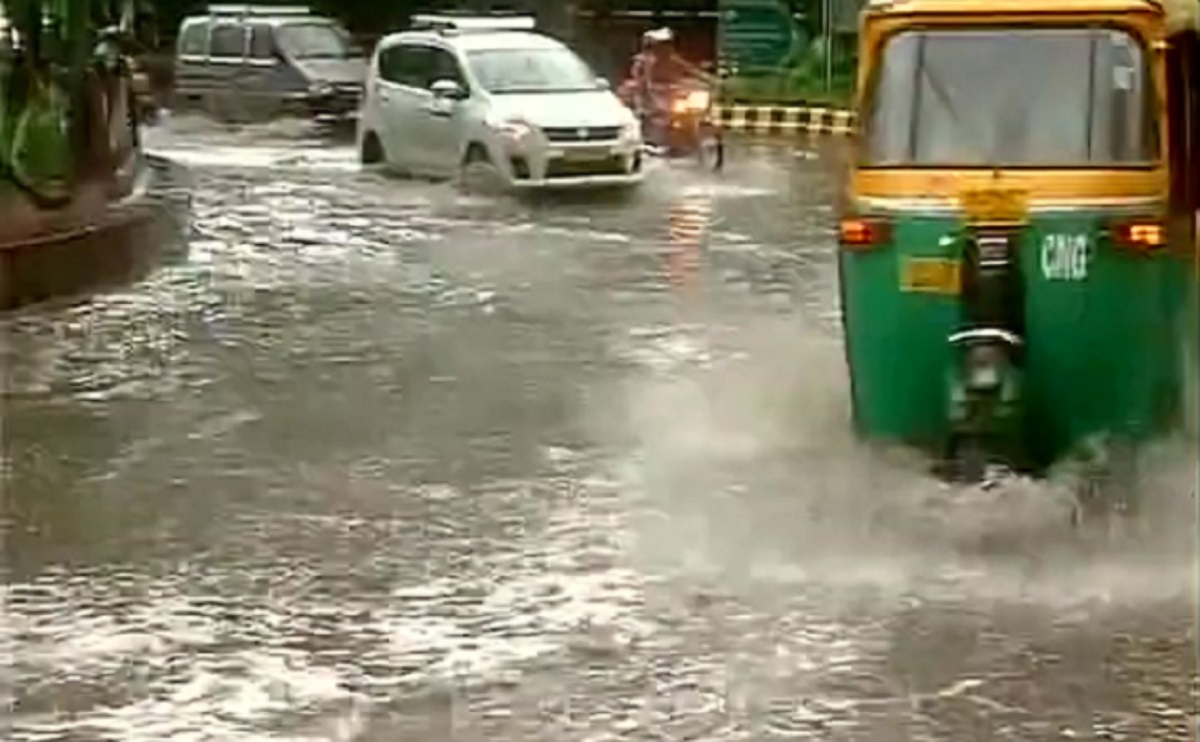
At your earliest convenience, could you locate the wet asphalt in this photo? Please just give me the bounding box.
[1,116,1196,741]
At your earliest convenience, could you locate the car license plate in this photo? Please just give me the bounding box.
[959,187,1029,225]
[900,257,961,295]
[564,147,610,162]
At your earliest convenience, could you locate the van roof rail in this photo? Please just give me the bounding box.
[410,14,536,34]
[207,4,312,16]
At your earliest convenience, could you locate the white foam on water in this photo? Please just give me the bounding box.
[607,310,1199,610]
[147,146,358,172]
[679,182,776,199]
[6,583,369,741]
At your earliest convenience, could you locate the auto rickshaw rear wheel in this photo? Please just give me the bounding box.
[1069,436,1142,537]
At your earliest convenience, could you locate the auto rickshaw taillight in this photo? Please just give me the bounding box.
[839,217,891,249]
[1109,220,1167,251]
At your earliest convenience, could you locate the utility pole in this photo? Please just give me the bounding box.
[822,0,833,92]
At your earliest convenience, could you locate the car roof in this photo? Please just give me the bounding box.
[181,14,336,28]
[380,29,566,53]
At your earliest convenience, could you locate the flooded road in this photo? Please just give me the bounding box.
[3,118,1196,741]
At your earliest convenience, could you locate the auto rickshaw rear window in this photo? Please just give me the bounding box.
[862,27,1158,167]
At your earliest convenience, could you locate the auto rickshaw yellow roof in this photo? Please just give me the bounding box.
[1162,0,1199,31]
[867,0,1196,27]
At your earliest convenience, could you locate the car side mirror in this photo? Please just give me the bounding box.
[431,78,466,100]
[595,76,610,90]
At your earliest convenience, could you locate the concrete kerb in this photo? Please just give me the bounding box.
[713,104,856,136]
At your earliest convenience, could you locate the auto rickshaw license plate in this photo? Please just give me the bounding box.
[900,257,961,295]
[958,187,1029,225]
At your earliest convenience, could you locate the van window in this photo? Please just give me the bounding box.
[276,23,349,60]
[248,25,273,59]
[209,24,245,59]
[179,22,208,57]
[380,44,432,88]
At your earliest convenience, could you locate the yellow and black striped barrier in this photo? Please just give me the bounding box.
[713,105,856,136]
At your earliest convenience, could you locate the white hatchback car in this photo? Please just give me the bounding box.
[357,15,644,189]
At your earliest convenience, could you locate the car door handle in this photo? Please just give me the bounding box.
[422,104,451,118]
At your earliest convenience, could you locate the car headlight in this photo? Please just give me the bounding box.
[620,118,641,140]
[489,118,533,141]
[308,80,334,97]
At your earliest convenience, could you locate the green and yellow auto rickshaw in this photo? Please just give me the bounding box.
[838,0,1199,496]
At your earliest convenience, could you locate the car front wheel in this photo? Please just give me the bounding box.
[457,143,506,195]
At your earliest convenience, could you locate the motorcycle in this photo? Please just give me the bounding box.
[619,78,724,172]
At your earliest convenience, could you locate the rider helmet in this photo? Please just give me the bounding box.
[642,27,674,46]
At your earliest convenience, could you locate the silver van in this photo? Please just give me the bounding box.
[172,4,365,123]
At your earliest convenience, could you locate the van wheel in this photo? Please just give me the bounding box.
[360,131,384,165]
[205,93,236,124]
[458,143,505,195]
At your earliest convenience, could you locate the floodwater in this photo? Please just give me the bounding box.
[2,116,1196,741]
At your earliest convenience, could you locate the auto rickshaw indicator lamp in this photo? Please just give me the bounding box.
[1109,219,1167,250]
[839,217,892,248]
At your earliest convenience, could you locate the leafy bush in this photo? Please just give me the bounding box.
[719,69,855,108]
[718,36,857,108]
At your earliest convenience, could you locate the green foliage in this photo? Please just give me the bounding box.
[719,28,856,108]
[720,71,853,107]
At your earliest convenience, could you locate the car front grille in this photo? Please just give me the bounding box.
[545,156,628,178]
[542,126,621,142]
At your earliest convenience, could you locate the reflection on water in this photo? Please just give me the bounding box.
[3,123,1196,740]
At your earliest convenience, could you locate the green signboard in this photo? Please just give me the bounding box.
[717,0,802,75]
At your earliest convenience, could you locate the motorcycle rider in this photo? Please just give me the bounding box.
[627,27,712,146]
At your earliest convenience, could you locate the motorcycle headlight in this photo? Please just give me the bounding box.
[686,89,711,110]
[672,89,711,115]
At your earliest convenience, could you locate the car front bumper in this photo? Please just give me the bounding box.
[281,87,361,121]
[509,170,645,189]
[498,136,644,189]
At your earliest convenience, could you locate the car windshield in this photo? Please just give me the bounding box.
[863,28,1158,167]
[276,22,351,59]
[466,48,600,94]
